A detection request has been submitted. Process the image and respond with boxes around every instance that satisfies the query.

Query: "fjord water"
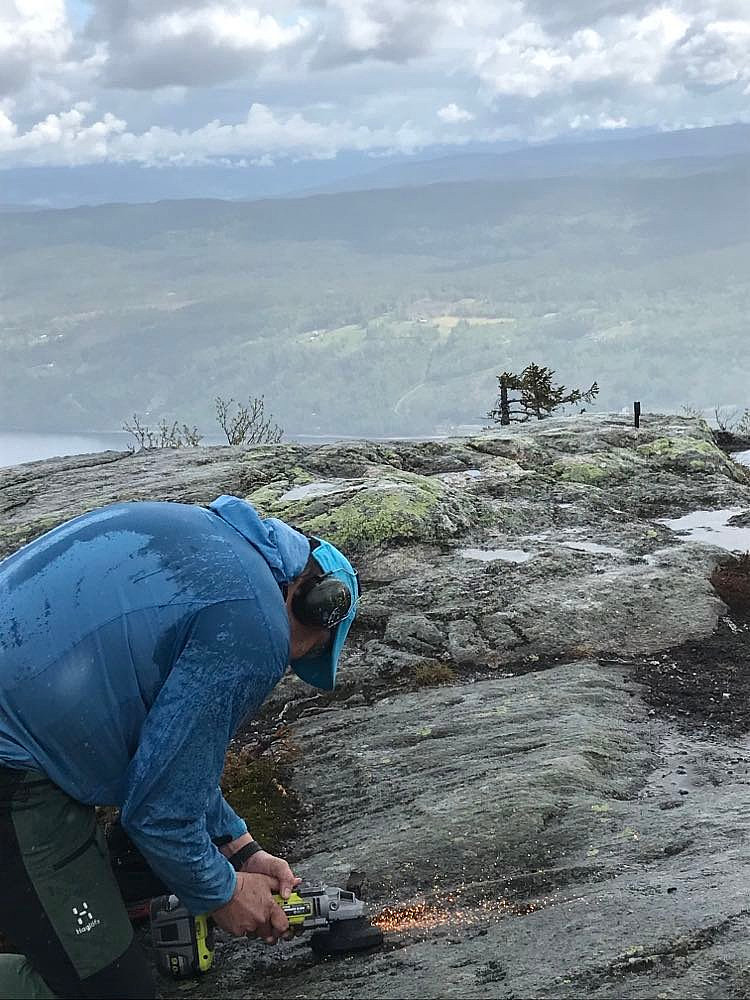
[0,431,133,468]
[0,430,405,469]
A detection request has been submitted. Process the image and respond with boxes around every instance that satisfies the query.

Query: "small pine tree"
[487,371,523,426]
[488,364,599,425]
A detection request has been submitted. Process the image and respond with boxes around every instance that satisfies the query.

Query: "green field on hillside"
[1,164,749,435]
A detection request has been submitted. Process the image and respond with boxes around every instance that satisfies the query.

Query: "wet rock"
[637,436,747,482]
[446,619,491,665]
[5,413,750,998]
[551,448,646,486]
[248,467,486,550]
[290,663,655,894]
[384,614,446,656]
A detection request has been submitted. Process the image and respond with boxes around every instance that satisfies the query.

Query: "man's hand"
[238,850,301,900]
[211,872,289,944]
[218,834,301,900]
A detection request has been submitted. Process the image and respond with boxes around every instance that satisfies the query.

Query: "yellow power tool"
[150,885,382,979]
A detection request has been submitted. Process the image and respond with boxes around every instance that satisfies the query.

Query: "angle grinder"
[150,884,383,979]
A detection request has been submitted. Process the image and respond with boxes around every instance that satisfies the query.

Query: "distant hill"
[0,204,40,213]
[307,123,750,194]
[1,152,749,437]
[0,122,748,209]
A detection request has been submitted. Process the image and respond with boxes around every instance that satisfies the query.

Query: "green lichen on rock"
[248,467,482,548]
[303,480,441,548]
[551,449,644,486]
[636,437,747,481]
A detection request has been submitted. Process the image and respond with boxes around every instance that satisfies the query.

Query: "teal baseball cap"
[289,537,360,691]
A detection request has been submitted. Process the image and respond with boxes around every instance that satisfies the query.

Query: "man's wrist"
[218,831,253,858]
[227,839,264,871]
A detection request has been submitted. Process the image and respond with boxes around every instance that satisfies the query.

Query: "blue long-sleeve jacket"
[0,495,309,913]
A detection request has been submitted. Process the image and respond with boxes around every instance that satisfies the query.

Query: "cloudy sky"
[1,0,749,168]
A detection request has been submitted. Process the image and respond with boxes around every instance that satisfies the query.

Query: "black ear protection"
[289,534,361,630]
[292,573,353,629]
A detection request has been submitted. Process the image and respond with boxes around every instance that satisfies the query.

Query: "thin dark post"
[499,379,511,426]
[634,401,641,429]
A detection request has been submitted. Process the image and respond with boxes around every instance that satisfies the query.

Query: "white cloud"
[310,0,448,67]
[438,102,475,123]
[672,18,750,89]
[0,102,126,164]
[569,110,629,129]
[0,1,748,169]
[0,100,438,166]
[132,6,309,52]
[87,2,312,88]
[0,0,73,95]
[475,8,691,99]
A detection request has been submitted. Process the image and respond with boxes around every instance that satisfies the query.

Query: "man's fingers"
[265,874,282,893]
[279,878,295,899]
[254,916,275,940]
[269,901,290,937]
[278,866,302,899]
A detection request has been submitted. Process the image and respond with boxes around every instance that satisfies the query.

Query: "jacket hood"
[208,495,310,584]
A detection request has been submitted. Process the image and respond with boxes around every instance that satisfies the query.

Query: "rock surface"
[3,413,750,999]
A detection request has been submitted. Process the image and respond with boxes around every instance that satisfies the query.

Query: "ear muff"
[292,573,353,629]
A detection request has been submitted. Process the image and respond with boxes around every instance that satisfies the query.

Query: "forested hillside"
[1,158,749,436]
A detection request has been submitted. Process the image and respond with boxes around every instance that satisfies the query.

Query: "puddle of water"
[280,480,352,501]
[733,450,750,468]
[459,547,533,563]
[561,541,625,557]
[522,532,624,557]
[656,507,750,553]
[642,547,680,566]
[280,479,405,502]
[438,469,484,487]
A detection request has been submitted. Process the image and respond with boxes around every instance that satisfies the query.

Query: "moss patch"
[637,437,746,481]
[248,467,481,548]
[412,661,457,687]
[551,450,643,486]
[221,746,300,854]
[303,482,440,548]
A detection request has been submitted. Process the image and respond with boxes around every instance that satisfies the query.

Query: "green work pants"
[0,767,154,999]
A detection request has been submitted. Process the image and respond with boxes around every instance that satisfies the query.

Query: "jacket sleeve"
[206,786,248,843]
[119,598,288,914]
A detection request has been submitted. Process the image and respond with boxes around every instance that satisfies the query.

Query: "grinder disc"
[309,917,384,956]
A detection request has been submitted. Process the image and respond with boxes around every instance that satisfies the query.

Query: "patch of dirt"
[631,615,750,736]
[714,429,750,453]
[711,553,750,610]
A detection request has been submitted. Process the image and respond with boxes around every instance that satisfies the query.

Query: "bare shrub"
[215,395,283,446]
[680,404,704,419]
[123,414,203,450]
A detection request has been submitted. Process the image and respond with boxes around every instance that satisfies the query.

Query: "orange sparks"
[373,902,453,933]
[372,894,547,935]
